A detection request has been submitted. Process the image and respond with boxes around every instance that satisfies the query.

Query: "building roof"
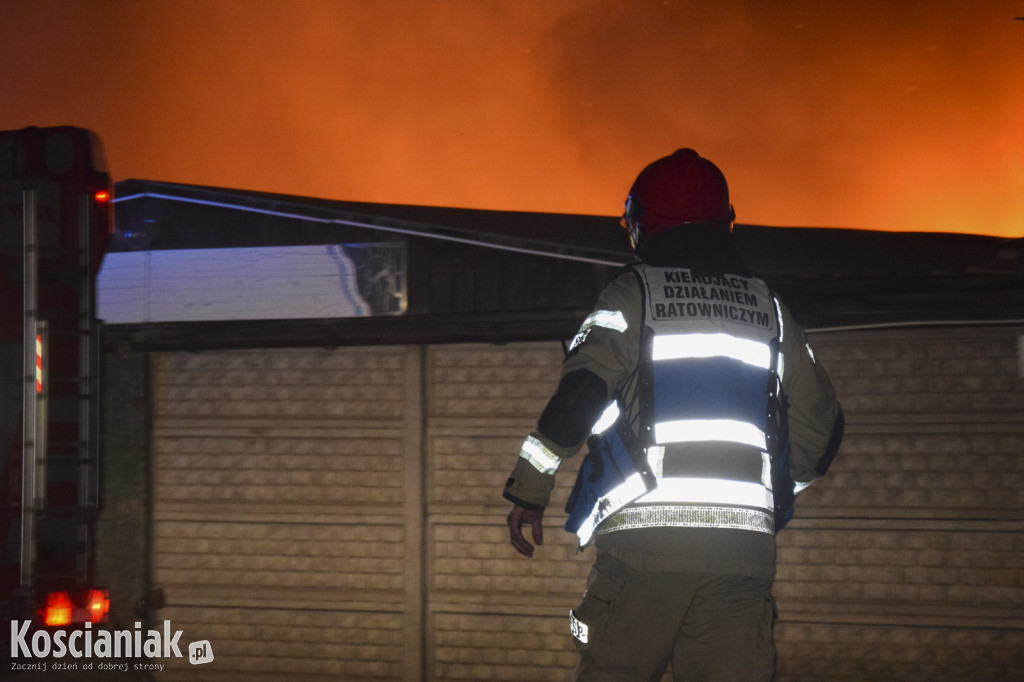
[106,180,1023,349]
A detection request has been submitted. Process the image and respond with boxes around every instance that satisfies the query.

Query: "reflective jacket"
[564,264,794,547]
[502,225,843,570]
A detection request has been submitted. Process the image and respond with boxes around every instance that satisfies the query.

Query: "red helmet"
[621,148,734,250]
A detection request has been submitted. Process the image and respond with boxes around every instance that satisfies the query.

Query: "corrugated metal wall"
[144,326,1024,681]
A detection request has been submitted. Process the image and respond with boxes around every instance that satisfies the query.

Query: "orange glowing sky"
[2,0,1023,237]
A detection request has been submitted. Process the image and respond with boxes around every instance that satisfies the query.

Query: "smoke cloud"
[2,0,1022,236]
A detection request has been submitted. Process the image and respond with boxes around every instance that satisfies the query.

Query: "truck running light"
[94,189,110,203]
[43,592,73,627]
[86,589,110,623]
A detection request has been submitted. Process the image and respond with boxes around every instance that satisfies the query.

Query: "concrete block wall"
[426,343,592,681]
[146,346,422,681]
[427,327,1024,681]
[120,323,1023,680]
[774,325,1024,681]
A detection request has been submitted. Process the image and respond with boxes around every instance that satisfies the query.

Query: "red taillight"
[94,189,110,203]
[86,589,110,623]
[43,592,73,627]
[40,589,110,626]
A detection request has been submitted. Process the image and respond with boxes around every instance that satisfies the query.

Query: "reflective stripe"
[569,309,628,351]
[596,505,774,536]
[646,445,665,479]
[773,297,784,342]
[794,480,813,495]
[582,309,628,333]
[654,419,767,450]
[592,401,620,435]
[652,333,771,369]
[518,435,561,475]
[575,472,649,546]
[634,477,774,511]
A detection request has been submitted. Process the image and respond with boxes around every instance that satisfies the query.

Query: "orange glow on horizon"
[2,1,1022,238]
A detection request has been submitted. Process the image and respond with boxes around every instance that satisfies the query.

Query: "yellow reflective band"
[652,333,771,369]
[518,435,562,475]
[634,477,774,511]
[591,401,620,435]
[654,419,767,450]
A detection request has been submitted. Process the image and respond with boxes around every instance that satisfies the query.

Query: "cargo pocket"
[570,562,625,652]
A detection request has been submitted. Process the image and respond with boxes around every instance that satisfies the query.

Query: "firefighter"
[503,149,844,681]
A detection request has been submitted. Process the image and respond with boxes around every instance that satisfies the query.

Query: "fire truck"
[1,126,111,631]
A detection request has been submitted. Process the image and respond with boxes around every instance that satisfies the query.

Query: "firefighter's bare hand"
[507,504,544,558]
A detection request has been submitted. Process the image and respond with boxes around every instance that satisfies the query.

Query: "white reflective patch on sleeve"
[569,310,628,351]
[518,435,562,475]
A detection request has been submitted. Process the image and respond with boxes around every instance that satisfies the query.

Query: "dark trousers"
[571,551,776,682]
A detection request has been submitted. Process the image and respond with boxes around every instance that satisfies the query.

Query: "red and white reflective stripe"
[518,435,562,475]
[654,418,767,450]
[35,334,43,393]
[652,333,771,368]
